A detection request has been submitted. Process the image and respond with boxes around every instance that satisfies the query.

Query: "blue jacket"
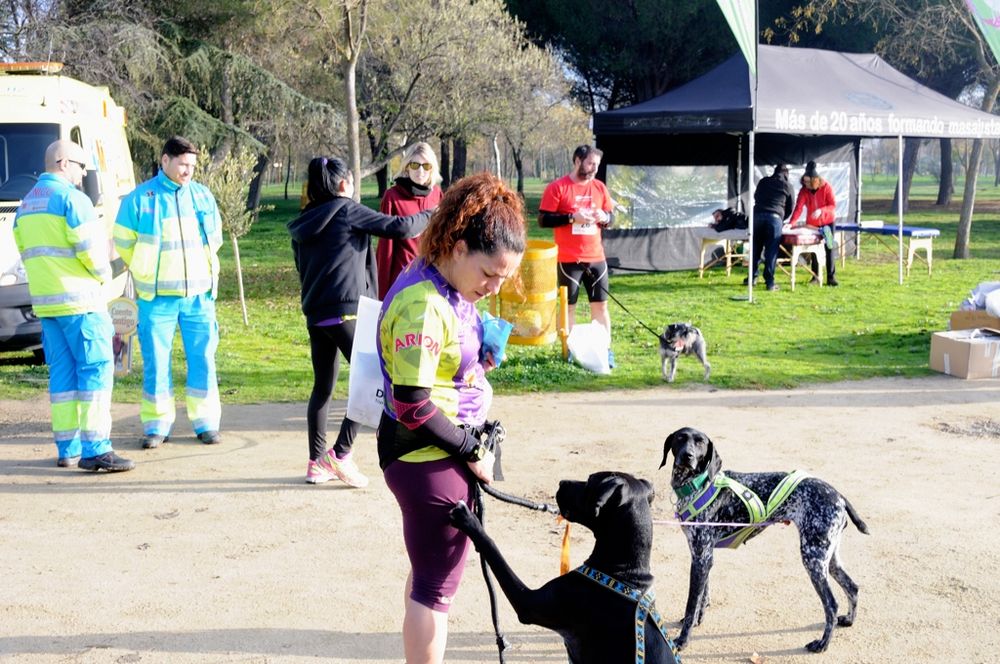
[114,171,222,301]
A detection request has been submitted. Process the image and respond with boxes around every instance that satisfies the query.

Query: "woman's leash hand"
[468,449,495,484]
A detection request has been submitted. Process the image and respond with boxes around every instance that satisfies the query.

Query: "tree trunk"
[956,76,1000,258]
[492,134,502,177]
[890,138,921,215]
[936,137,953,206]
[993,139,1000,187]
[510,145,524,195]
[440,138,451,189]
[344,58,362,202]
[246,152,269,221]
[453,137,467,181]
[231,234,249,326]
[284,143,292,201]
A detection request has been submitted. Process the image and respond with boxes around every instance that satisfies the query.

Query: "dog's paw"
[805,638,829,653]
[673,634,688,651]
[448,501,479,532]
[837,615,854,627]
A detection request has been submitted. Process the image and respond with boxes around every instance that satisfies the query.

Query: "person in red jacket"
[790,161,839,286]
[376,142,443,300]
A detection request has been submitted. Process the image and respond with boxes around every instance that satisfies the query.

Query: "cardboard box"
[950,310,1000,331]
[929,328,1000,379]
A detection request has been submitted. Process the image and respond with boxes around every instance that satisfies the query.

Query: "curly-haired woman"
[376,172,526,663]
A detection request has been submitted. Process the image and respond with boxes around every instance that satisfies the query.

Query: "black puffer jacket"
[287,197,431,326]
[754,172,795,220]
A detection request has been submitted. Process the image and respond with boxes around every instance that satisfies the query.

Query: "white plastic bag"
[346,296,385,428]
[986,289,1000,318]
[566,322,611,375]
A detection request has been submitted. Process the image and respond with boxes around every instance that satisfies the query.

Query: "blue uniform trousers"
[137,293,221,436]
[40,312,115,460]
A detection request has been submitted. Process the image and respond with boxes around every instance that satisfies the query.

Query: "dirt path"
[1,375,999,663]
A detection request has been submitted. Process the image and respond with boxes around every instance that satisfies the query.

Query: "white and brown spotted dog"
[661,426,868,653]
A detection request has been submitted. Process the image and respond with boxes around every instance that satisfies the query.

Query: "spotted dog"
[660,427,868,653]
[450,472,679,664]
[659,323,710,382]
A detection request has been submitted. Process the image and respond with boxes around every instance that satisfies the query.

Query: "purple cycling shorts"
[384,456,474,612]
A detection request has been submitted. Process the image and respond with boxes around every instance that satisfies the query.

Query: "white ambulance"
[0,62,135,360]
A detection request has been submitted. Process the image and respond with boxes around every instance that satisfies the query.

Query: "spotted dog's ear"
[703,434,722,480]
[660,430,681,469]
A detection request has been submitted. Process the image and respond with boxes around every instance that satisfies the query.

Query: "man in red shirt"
[538,145,615,366]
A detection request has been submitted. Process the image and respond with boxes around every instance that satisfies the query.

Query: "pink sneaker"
[318,450,369,488]
[306,459,337,484]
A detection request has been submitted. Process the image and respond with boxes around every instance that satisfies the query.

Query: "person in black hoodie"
[747,164,795,291]
[287,156,432,487]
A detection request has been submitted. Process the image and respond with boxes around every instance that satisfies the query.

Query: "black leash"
[481,482,558,514]
[469,422,559,663]
[472,483,511,662]
[592,274,663,342]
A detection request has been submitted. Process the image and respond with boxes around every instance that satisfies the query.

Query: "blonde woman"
[376,142,443,300]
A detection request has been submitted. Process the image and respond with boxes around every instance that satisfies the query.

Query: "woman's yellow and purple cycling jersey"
[377,258,490,464]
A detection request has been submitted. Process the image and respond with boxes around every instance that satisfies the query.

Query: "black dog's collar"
[674,470,709,498]
[575,564,680,663]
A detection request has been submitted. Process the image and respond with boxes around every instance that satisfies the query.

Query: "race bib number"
[572,222,598,236]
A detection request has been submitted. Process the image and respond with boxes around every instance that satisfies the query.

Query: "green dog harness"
[575,564,681,663]
[675,470,810,548]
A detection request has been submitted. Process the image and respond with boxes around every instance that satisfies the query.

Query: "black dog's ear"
[590,475,626,519]
[641,478,656,505]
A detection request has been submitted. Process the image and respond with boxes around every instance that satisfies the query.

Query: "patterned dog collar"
[575,564,680,663]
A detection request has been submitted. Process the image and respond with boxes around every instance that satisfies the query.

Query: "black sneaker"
[142,434,169,449]
[56,456,81,468]
[742,276,758,286]
[766,284,779,291]
[827,277,839,287]
[79,451,135,472]
[197,430,221,445]
[809,276,821,285]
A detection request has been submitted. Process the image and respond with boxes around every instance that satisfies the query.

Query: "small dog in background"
[659,323,710,382]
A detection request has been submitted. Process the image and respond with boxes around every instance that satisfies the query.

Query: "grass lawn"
[2,175,998,402]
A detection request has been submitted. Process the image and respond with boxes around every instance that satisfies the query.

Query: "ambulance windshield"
[0,123,60,201]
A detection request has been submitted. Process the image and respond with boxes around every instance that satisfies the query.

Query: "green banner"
[967,0,1000,65]
[716,0,757,76]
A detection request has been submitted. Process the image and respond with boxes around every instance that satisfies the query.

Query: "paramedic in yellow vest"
[114,136,223,449]
[13,140,135,472]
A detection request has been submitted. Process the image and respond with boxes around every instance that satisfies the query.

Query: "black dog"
[660,427,868,653]
[450,472,679,664]
[659,323,710,382]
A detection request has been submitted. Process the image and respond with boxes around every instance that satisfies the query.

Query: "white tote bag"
[346,296,386,428]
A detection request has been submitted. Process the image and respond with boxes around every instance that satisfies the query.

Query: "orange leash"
[559,518,572,575]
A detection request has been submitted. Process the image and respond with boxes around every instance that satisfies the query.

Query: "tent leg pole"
[898,134,904,285]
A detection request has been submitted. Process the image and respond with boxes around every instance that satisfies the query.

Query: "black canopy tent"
[592,44,1000,277]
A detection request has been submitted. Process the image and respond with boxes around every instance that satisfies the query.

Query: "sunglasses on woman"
[407,161,432,172]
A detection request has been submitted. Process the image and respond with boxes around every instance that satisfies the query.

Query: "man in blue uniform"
[114,136,223,449]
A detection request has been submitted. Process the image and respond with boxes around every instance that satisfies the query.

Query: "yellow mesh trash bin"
[492,240,560,346]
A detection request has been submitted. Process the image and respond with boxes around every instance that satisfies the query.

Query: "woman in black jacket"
[287,156,432,487]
